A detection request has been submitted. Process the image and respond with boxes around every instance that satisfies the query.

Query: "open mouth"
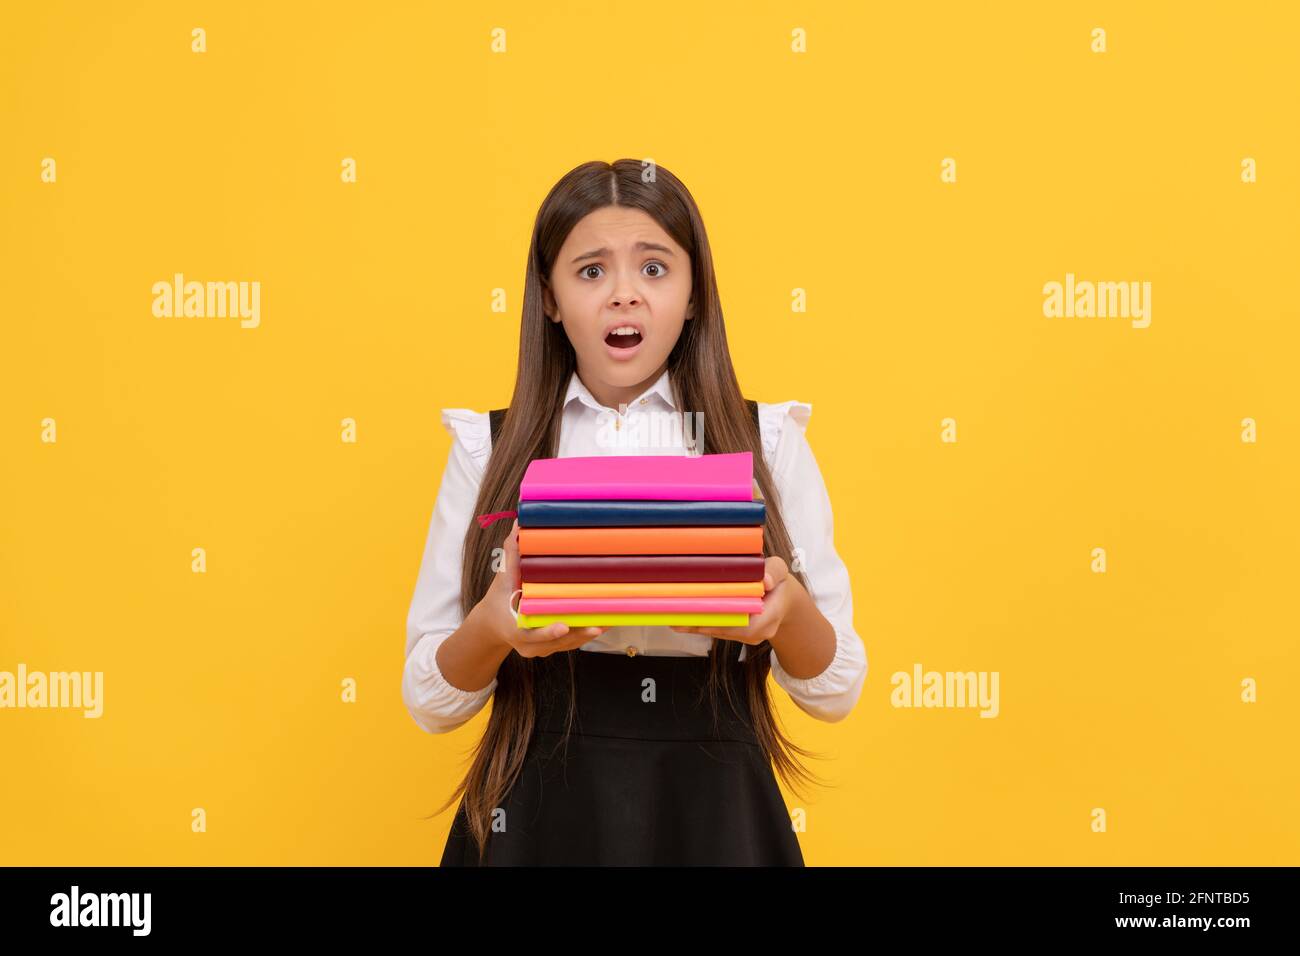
[604,328,643,349]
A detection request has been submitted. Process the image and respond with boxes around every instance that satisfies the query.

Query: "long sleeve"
[762,405,868,722]
[402,409,497,734]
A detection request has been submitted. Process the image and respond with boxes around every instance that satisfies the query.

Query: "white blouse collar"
[563,367,677,414]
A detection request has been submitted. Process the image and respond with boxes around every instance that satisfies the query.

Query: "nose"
[609,270,642,309]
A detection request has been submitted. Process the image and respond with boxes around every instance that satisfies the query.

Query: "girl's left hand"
[672,556,796,645]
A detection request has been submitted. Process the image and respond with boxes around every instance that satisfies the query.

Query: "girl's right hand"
[480,518,608,658]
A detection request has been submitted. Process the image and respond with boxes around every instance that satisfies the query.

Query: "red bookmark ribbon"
[476,509,518,530]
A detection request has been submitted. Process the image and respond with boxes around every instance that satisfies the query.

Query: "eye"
[577,261,669,280]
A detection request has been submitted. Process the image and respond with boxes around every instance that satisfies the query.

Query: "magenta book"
[519,451,754,502]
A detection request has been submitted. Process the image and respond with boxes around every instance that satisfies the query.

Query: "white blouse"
[403,368,868,734]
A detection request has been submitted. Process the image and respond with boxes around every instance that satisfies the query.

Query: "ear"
[541,283,559,322]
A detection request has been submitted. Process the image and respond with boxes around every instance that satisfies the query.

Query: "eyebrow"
[571,241,675,264]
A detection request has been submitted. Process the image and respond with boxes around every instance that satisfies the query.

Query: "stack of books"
[515,451,767,628]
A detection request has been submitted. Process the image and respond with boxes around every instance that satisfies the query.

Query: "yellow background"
[2,1,1296,865]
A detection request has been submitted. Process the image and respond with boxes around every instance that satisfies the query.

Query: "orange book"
[518,525,762,556]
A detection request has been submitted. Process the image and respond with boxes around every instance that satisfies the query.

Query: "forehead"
[561,206,679,252]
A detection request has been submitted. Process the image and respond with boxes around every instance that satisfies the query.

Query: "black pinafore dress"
[438,645,805,866]
[438,399,804,866]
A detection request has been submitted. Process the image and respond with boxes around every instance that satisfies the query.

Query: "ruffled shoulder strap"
[439,408,492,474]
[756,400,812,470]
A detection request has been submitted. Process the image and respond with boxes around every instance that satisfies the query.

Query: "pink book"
[519,451,754,501]
[518,596,764,614]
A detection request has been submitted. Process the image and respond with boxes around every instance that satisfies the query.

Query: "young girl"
[403,159,867,865]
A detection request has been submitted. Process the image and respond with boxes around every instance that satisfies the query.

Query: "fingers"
[558,627,607,651]
[512,627,604,658]
[517,623,608,644]
[502,518,521,590]
[674,625,731,638]
[764,555,789,590]
[674,621,760,640]
[538,621,570,641]
[517,620,568,641]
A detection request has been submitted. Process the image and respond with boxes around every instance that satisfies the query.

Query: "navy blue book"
[517,498,766,528]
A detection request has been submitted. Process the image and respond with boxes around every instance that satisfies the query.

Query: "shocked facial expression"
[543,205,693,386]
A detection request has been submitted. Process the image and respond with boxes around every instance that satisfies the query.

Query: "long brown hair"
[432,158,830,861]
